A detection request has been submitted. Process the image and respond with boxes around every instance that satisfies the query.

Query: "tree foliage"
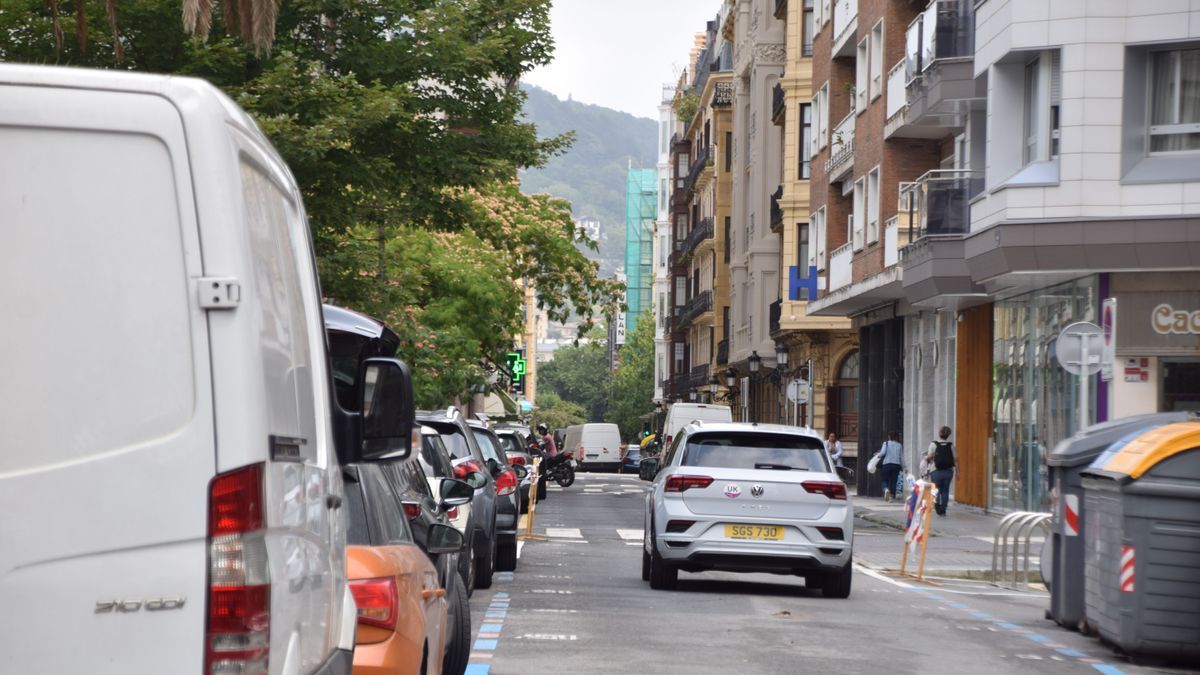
[606,312,655,440]
[0,0,624,406]
[530,392,586,431]
[536,337,611,423]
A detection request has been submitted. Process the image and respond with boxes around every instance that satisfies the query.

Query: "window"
[803,0,815,57]
[676,152,690,186]
[1149,48,1200,153]
[867,167,880,244]
[856,39,868,113]
[799,104,812,179]
[814,207,827,271]
[1023,58,1040,164]
[1023,51,1061,166]
[660,178,667,211]
[682,432,829,471]
[723,216,731,263]
[725,131,733,170]
[870,21,884,101]
[852,177,865,251]
[675,276,686,305]
[797,223,810,270]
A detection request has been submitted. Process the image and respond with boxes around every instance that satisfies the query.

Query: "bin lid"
[1083,421,1200,481]
[1046,412,1191,468]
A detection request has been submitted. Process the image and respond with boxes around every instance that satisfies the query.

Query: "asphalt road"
[467,473,1190,675]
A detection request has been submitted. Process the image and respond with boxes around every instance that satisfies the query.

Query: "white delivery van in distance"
[0,64,416,675]
[663,403,733,446]
[563,423,623,471]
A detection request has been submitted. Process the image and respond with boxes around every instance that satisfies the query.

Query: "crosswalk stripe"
[545,527,583,539]
[616,529,644,541]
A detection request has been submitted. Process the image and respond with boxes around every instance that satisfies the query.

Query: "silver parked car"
[639,422,854,597]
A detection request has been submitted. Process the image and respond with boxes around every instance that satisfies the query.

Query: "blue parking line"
[484,610,507,619]
[465,665,490,675]
[494,592,509,598]
[473,639,498,651]
[971,611,992,619]
[1092,665,1125,675]
[1024,633,1053,644]
[480,623,503,633]
[1056,648,1086,658]
[995,622,1021,630]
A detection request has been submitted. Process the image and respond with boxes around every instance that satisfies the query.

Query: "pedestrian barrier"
[990,511,1050,588]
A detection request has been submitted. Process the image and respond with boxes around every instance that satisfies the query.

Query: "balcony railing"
[670,373,689,398]
[713,81,734,107]
[774,0,788,20]
[824,112,855,182]
[771,83,786,124]
[689,363,712,390]
[833,0,858,53]
[886,60,906,121]
[716,339,729,366]
[681,217,715,256]
[769,185,783,234]
[829,243,852,291]
[898,169,983,241]
[884,215,905,267]
[905,0,974,84]
[683,145,713,195]
[769,299,782,334]
[682,290,714,324]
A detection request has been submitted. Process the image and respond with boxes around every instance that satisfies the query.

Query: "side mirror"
[358,358,415,461]
[836,466,855,484]
[439,478,474,507]
[426,523,466,555]
[464,471,488,491]
[486,457,501,476]
[512,464,529,481]
[639,457,660,482]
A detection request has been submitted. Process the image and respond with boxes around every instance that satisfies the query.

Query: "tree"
[606,311,655,439]
[536,336,611,423]
[1,0,624,404]
[530,392,585,431]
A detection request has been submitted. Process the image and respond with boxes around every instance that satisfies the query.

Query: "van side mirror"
[439,478,474,508]
[358,358,415,461]
[426,523,466,555]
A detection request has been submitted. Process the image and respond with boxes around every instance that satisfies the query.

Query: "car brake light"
[495,468,518,497]
[446,506,459,520]
[206,464,270,675]
[803,481,848,500]
[664,475,714,492]
[401,501,422,521]
[666,520,695,533]
[509,455,526,466]
[817,526,845,540]
[453,463,468,479]
[349,577,398,631]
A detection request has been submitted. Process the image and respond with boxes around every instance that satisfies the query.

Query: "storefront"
[1109,272,1200,417]
[991,276,1099,513]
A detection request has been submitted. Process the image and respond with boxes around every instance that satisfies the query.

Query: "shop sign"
[1114,291,1200,356]
[1124,357,1150,383]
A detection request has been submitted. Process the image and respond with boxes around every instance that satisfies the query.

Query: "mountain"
[519,85,658,275]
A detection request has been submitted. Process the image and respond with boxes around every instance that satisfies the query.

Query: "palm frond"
[250,0,276,54]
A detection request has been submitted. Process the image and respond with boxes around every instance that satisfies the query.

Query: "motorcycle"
[532,439,576,488]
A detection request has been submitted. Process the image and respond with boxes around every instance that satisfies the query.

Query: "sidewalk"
[852,493,1031,577]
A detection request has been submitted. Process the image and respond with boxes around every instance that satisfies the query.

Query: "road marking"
[529,589,574,594]
[624,542,642,546]
[546,527,583,538]
[526,608,579,613]
[517,634,577,640]
[616,529,644,540]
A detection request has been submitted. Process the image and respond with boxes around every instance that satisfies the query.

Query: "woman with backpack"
[925,426,956,516]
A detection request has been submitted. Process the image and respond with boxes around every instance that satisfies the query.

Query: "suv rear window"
[682,433,829,472]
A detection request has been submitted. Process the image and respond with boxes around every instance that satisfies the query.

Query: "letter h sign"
[789,265,819,302]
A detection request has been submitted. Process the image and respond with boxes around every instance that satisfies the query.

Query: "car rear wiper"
[753,463,807,471]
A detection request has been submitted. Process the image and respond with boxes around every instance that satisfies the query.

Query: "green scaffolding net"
[624,167,657,335]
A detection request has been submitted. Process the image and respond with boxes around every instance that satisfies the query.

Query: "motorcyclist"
[537,423,561,468]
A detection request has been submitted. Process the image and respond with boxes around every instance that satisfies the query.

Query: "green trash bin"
[1082,421,1200,661]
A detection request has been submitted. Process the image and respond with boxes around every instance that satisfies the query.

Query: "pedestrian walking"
[826,431,844,468]
[925,426,956,516]
[872,431,904,502]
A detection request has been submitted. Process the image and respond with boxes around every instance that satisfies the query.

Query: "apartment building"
[654,85,678,404]
[769,0,857,445]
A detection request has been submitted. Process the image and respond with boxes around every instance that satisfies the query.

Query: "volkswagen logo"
[750,484,765,498]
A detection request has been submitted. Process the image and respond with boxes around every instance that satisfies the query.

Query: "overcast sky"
[524,0,726,121]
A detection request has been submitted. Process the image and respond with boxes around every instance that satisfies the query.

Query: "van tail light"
[349,577,398,631]
[508,455,526,466]
[495,468,518,497]
[664,475,714,492]
[803,481,848,500]
[401,501,422,521]
[206,463,270,675]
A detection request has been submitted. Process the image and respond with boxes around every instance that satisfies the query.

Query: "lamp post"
[709,371,740,409]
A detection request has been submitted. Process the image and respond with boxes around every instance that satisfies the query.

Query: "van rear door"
[0,83,214,672]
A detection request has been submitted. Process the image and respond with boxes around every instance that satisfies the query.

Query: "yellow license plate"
[724,524,783,540]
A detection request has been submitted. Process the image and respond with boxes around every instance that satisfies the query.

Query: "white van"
[0,65,415,675]
[563,423,623,471]
[663,403,733,446]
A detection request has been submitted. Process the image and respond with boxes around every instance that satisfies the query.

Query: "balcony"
[683,145,713,196]
[832,0,858,58]
[716,339,729,366]
[897,169,983,242]
[713,81,734,107]
[681,290,714,325]
[890,0,980,139]
[884,60,907,135]
[688,363,712,391]
[670,373,689,399]
[680,217,714,258]
[883,215,911,268]
[828,243,852,291]
[774,0,788,21]
[824,112,855,184]
[769,299,782,335]
[769,185,784,234]
[771,83,785,125]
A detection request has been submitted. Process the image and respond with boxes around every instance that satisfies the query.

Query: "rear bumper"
[314,648,354,675]
[658,538,851,573]
[351,633,423,675]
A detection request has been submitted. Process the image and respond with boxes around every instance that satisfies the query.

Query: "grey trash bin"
[1045,412,1190,630]
[1082,421,1200,662]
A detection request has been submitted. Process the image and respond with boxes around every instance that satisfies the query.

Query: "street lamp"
[688,389,698,402]
[711,371,739,406]
[775,340,789,368]
[748,350,762,373]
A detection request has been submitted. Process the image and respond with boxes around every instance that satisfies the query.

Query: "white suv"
[640,422,854,597]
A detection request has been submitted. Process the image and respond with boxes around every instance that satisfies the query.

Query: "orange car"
[345,462,467,675]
